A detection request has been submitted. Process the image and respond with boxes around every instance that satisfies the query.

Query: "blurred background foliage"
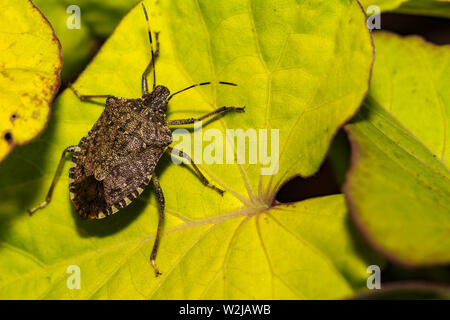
[33,0,140,80]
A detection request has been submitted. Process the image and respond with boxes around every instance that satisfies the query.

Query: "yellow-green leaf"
[0,0,62,162]
[370,32,450,166]
[0,0,376,299]
[344,33,450,266]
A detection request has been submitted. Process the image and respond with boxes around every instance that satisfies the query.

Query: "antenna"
[168,81,237,101]
[141,3,156,94]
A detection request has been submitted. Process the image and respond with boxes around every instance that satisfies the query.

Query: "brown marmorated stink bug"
[28,3,245,277]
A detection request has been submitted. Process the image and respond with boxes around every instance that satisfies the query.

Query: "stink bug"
[28,3,245,276]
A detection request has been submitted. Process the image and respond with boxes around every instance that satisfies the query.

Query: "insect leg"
[69,83,112,101]
[167,146,225,195]
[151,174,164,277]
[167,106,245,126]
[28,145,77,215]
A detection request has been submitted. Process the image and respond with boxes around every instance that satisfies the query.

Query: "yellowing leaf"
[0,0,377,299]
[0,0,62,162]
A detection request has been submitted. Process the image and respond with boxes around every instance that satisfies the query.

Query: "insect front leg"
[167,146,225,196]
[28,145,77,215]
[151,174,164,277]
[69,83,112,101]
[167,106,245,126]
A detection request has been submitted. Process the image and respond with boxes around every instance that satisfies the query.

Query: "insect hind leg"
[151,174,164,277]
[28,145,77,215]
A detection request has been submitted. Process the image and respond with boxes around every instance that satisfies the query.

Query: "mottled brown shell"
[68,96,172,219]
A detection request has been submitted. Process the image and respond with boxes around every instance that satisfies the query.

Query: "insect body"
[28,3,245,276]
[69,90,172,220]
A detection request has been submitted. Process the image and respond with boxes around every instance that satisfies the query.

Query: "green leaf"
[0,0,62,163]
[396,0,450,18]
[360,0,450,16]
[369,32,450,167]
[0,0,375,299]
[345,101,450,266]
[361,0,450,18]
[70,0,140,38]
[344,31,450,267]
[359,0,408,12]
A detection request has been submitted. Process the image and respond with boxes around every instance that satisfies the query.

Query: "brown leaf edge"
[0,0,62,163]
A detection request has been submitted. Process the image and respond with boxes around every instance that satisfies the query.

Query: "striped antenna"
[142,3,156,91]
[167,81,237,101]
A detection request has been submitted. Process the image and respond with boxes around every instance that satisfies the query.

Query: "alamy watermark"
[66,5,81,30]
[66,265,81,289]
[366,265,381,289]
[366,5,381,31]
[171,121,280,175]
